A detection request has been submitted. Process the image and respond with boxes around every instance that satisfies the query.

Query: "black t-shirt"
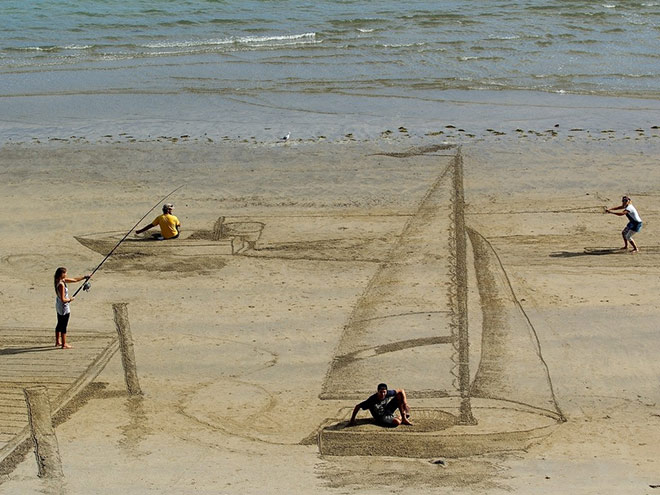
[359,390,395,418]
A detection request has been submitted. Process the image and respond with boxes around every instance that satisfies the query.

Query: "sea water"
[1,0,659,142]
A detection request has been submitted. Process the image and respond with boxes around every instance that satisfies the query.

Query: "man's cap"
[377,383,388,391]
[162,203,174,212]
[622,196,631,202]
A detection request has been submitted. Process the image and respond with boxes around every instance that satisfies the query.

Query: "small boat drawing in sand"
[75,217,265,256]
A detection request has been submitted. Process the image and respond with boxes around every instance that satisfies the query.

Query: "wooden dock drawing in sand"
[0,327,118,468]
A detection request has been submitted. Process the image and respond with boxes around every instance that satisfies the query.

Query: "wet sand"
[1,134,660,494]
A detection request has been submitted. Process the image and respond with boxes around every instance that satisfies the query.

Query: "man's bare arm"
[348,404,361,426]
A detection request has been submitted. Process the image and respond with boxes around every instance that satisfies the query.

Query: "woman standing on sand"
[54,267,90,349]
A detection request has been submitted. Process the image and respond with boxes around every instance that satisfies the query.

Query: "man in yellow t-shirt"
[136,203,181,240]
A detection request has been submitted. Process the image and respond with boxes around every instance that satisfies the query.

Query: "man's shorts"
[375,398,400,426]
[623,221,642,239]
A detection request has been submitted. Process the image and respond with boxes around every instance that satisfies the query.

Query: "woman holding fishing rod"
[54,267,91,349]
[52,187,183,349]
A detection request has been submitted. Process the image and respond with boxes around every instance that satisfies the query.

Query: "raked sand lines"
[0,327,118,465]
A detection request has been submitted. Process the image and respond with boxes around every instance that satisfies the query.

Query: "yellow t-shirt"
[152,213,180,239]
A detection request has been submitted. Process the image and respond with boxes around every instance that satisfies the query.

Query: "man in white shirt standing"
[606,195,642,253]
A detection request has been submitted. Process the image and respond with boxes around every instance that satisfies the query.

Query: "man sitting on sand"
[349,383,413,427]
[136,203,181,240]
[606,195,642,253]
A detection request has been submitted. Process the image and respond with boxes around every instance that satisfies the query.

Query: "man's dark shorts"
[374,398,400,426]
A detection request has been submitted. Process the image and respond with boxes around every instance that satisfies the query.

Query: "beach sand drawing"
[1,138,659,493]
[318,149,564,458]
[65,144,564,460]
[68,146,566,460]
[75,216,265,257]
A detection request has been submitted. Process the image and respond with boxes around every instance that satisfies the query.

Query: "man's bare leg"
[396,390,413,425]
[630,238,639,252]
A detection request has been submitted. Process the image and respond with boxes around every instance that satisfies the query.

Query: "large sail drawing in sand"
[320,158,463,401]
[468,227,564,417]
[319,150,564,457]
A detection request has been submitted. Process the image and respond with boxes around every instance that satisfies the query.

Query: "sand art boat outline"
[75,217,265,256]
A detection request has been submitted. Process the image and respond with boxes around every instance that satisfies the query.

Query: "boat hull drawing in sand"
[318,150,564,458]
[75,217,265,256]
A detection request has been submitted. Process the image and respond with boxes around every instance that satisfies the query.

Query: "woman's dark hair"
[54,267,67,293]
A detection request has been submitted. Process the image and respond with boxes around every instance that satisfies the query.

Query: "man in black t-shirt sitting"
[349,383,413,427]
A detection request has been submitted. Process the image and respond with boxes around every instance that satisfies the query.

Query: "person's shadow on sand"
[550,248,626,258]
[329,418,407,430]
[326,419,377,430]
[0,345,59,355]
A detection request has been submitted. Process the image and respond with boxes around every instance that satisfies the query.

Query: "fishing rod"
[72,184,184,297]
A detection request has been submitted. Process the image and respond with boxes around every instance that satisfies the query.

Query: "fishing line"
[72,185,184,297]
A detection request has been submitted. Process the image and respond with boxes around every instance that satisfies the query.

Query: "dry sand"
[1,134,660,494]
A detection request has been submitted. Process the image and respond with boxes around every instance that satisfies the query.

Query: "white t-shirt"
[625,204,642,223]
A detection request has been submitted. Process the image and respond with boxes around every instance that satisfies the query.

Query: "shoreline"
[2,89,659,146]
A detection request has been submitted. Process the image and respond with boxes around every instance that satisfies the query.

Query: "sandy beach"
[0,131,659,494]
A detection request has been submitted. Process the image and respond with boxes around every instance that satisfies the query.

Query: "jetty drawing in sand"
[0,327,118,467]
[318,150,565,458]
